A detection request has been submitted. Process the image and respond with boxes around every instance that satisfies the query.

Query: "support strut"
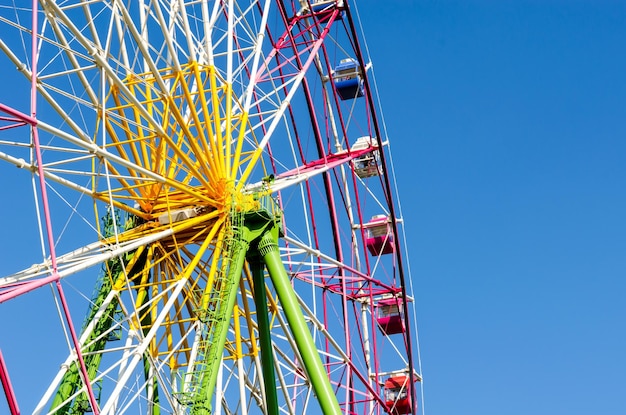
[257,228,341,415]
[249,254,279,414]
[183,202,342,415]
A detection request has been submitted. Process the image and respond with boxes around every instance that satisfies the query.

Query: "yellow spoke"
[191,62,222,182]
[175,65,217,183]
[163,94,212,189]
[230,111,250,180]
[225,83,232,179]
[209,66,226,174]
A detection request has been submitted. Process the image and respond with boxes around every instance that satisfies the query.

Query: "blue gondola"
[334,58,364,100]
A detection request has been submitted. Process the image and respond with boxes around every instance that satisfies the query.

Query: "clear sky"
[1,1,625,415]
[359,1,626,414]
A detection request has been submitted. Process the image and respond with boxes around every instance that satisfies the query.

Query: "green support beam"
[257,228,342,415]
[249,254,279,414]
[73,202,341,415]
[189,209,277,413]
[188,203,341,415]
[191,230,249,415]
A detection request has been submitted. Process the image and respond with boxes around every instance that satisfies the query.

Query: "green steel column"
[191,231,249,415]
[139,289,160,415]
[248,254,279,414]
[257,230,342,415]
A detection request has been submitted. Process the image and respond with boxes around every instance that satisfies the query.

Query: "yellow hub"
[96,61,261,223]
[94,62,267,372]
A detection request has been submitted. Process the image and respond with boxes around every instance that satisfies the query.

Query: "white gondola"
[352,136,382,178]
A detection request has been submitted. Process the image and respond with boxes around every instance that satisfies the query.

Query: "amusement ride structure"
[0,1,423,414]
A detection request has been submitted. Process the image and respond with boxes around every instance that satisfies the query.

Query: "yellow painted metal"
[99,61,266,219]
[225,82,233,179]
[235,145,264,193]
[230,111,250,180]
[191,63,221,182]
[90,57,283,400]
[209,66,226,175]
[233,303,243,360]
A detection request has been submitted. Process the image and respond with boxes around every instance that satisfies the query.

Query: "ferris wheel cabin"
[384,372,421,414]
[352,136,382,178]
[375,296,410,336]
[365,214,396,256]
[334,58,365,100]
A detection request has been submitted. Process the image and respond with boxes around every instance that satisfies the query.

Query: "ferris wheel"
[0,1,422,414]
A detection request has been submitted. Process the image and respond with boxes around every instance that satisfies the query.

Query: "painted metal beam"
[249,255,279,414]
[258,229,342,415]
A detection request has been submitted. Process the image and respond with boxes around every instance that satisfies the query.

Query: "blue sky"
[359,1,626,414]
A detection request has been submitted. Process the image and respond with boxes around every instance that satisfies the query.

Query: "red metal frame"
[0,350,20,415]
[271,2,419,413]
